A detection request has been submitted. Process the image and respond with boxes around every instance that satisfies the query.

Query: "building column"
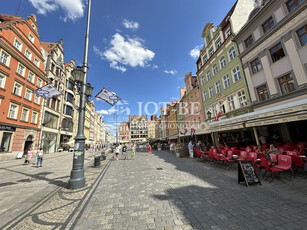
[260,53,278,97]
[253,127,260,146]
[243,64,257,102]
[233,94,240,110]
[224,99,230,113]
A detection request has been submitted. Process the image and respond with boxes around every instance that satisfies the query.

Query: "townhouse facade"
[196,0,255,123]
[0,14,47,160]
[119,121,130,143]
[129,115,148,142]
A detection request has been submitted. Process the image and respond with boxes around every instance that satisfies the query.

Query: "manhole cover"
[156,168,163,170]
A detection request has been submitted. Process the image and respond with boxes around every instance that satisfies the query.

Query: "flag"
[33,84,62,99]
[95,88,121,106]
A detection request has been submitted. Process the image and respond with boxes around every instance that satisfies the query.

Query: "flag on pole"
[95,88,121,106]
[33,84,62,99]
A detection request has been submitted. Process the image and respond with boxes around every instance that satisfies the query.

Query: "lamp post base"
[68,169,85,189]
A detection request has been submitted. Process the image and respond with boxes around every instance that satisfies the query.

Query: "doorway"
[23,135,33,155]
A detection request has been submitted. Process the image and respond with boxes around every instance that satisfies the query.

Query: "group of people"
[25,147,44,167]
[113,142,153,160]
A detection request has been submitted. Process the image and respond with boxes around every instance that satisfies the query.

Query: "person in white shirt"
[115,144,120,160]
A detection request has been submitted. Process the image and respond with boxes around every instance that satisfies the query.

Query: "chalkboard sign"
[238,161,261,187]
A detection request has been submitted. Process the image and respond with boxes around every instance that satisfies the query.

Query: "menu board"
[238,161,261,187]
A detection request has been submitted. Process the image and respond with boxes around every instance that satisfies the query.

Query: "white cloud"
[94,33,155,72]
[164,70,177,75]
[152,64,158,69]
[28,0,84,22]
[190,45,202,59]
[122,19,139,30]
[96,108,118,115]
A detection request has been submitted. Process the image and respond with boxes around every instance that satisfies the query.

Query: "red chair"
[286,151,298,156]
[260,157,284,183]
[269,154,278,163]
[291,155,306,173]
[230,147,237,151]
[220,154,234,169]
[257,152,265,159]
[252,146,258,152]
[275,155,293,174]
[220,149,227,155]
[246,147,252,153]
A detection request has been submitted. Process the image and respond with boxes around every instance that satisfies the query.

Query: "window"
[17,63,25,76]
[227,96,235,111]
[245,35,254,48]
[207,70,212,80]
[297,24,307,46]
[209,47,214,57]
[31,111,38,124]
[25,89,32,101]
[28,72,34,83]
[13,39,22,51]
[0,50,9,66]
[278,74,296,94]
[34,58,40,67]
[25,49,32,60]
[223,74,230,88]
[203,90,208,101]
[0,74,5,88]
[201,75,206,85]
[257,84,270,101]
[65,105,74,117]
[229,47,236,60]
[28,33,34,43]
[286,0,303,12]
[250,58,263,74]
[220,56,226,68]
[8,104,18,119]
[213,64,218,75]
[203,55,208,64]
[209,86,214,97]
[67,80,74,90]
[21,108,29,121]
[34,94,40,104]
[270,43,285,62]
[0,132,12,152]
[238,90,248,107]
[225,29,231,38]
[262,17,275,33]
[37,78,42,87]
[215,38,222,49]
[67,92,74,103]
[215,81,222,93]
[13,82,22,96]
[212,104,217,117]
[233,66,242,82]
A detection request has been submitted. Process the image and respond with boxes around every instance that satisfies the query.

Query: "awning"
[210,122,244,132]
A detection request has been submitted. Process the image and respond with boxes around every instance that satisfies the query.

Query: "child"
[131,142,136,160]
[147,143,152,156]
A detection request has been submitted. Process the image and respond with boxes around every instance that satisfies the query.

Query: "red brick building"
[0,14,47,160]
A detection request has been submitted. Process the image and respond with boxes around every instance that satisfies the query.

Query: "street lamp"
[207,110,212,119]
[68,0,92,189]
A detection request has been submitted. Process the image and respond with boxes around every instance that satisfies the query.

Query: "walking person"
[115,144,120,160]
[131,142,136,160]
[188,140,194,158]
[36,148,44,167]
[26,147,34,165]
[122,144,127,160]
[147,143,152,156]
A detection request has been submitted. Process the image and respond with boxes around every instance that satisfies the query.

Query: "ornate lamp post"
[207,110,212,120]
[68,0,93,189]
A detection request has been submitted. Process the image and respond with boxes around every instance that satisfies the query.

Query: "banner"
[95,88,121,106]
[33,84,62,99]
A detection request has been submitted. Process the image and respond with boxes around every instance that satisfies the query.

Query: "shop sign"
[0,125,16,132]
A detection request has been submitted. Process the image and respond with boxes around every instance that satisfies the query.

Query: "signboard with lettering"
[238,161,261,187]
[0,126,16,132]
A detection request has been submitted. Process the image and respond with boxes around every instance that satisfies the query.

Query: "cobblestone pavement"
[0,150,110,230]
[74,150,307,230]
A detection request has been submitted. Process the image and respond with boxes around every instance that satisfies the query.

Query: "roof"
[220,1,238,29]
[0,14,23,29]
[40,41,57,53]
[129,115,148,121]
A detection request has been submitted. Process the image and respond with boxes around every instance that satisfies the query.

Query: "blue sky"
[2,0,237,134]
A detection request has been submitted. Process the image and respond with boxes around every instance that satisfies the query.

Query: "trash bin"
[94,156,101,167]
[176,148,181,158]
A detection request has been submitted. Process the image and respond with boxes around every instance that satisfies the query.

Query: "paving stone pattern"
[75,150,307,230]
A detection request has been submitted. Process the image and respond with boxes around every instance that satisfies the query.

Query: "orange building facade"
[0,14,47,160]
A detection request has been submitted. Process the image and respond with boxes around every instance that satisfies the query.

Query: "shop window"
[0,132,12,152]
[0,50,10,66]
[270,43,285,62]
[278,74,296,94]
[238,90,248,107]
[250,58,263,74]
[220,56,226,68]
[229,47,236,61]
[245,35,254,48]
[297,24,307,46]
[286,0,303,12]
[257,84,270,101]
[262,17,275,33]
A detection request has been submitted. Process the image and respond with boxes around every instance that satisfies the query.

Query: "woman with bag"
[26,147,34,165]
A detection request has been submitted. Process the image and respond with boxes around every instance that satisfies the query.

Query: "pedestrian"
[188,140,193,158]
[26,147,34,164]
[170,142,175,155]
[131,142,136,160]
[147,143,152,156]
[36,148,44,167]
[122,144,127,160]
[115,144,120,160]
